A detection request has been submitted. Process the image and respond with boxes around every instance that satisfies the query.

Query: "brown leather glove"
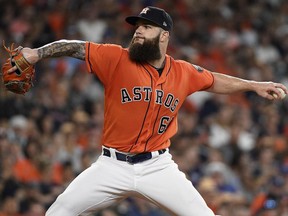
[2,42,35,94]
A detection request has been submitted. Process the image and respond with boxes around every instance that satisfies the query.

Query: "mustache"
[132,36,145,42]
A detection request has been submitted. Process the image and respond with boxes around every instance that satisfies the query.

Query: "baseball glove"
[2,42,35,94]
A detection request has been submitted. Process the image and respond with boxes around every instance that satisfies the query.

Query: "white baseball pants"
[45,149,215,216]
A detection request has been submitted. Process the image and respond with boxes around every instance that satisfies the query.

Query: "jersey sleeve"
[185,62,215,94]
[85,42,123,85]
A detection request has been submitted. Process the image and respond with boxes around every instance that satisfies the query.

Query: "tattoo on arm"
[37,40,86,60]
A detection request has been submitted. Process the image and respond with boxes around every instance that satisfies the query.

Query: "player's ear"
[160,30,169,42]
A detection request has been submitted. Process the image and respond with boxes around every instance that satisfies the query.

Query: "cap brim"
[125,16,160,27]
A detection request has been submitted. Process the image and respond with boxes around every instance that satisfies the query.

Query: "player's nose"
[135,25,146,34]
[134,30,143,39]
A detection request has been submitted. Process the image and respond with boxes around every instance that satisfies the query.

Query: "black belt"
[103,148,166,164]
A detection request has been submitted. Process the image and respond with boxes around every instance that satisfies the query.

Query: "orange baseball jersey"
[85,42,214,153]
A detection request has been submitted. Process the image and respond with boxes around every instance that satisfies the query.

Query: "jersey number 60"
[158,116,172,134]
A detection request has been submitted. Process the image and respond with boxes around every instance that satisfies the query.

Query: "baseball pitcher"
[4,6,287,216]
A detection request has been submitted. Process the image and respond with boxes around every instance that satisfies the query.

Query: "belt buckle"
[125,152,153,164]
[126,155,133,164]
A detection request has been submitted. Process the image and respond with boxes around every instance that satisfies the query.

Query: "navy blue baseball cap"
[125,6,173,32]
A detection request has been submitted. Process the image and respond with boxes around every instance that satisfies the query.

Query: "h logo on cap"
[125,6,173,32]
[140,7,149,14]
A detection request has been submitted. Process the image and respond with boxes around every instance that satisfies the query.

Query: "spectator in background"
[76,2,108,43]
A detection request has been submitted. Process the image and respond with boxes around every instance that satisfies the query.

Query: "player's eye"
[143,25,152,29]
[135,24,152,30]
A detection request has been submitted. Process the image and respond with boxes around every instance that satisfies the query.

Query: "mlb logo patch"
[192,64,203,72]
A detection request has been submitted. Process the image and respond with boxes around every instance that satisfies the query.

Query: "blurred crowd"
[1,0,288,215]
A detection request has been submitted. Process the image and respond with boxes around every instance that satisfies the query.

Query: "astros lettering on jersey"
[85,42,214,153]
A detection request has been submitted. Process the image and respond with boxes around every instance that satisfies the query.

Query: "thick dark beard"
[128,34,161,63]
